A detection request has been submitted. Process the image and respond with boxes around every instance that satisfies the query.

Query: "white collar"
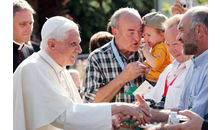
[13,41,25,50]
[38,50,66,74]
[172,59,192,70]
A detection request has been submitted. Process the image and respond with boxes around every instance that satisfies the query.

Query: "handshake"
[111,94,152,129]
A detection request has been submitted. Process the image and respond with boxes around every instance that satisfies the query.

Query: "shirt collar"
[191,50,208,68]
[38,50,65,73]
[184,59,193,69]
[13,40,24,50]
[172,59,192,70]
[111,38,139,60]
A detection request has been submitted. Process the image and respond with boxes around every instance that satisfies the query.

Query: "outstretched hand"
[127,94,152,126]
[111,94,152,127]
[135,94,152,124]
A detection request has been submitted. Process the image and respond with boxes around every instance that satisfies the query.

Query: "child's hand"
[142,43,151,52]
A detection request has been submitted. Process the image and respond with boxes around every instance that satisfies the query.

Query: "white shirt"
[144,59,192,109]
[13,50,112,130]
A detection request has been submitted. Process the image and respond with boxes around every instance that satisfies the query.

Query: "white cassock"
[144,59,192,109]
[13,50,112,130]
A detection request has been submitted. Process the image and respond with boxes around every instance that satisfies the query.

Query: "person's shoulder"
[21,53,40,68]
[155,42,168,49]
[152,42,170,55]
[87,42,112,60]
[94,42,112,53]
[24,42,32,48]
[30,41,40,52]
[23,43,34,52]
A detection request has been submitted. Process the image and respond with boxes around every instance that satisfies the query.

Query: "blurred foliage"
[198,0,208,5]
[161,2,172,17]
[67,0,154,54]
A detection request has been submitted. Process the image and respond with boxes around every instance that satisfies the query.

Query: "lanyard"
[162,65,186,97]
[111,40,125,69]
[111,40,135,87]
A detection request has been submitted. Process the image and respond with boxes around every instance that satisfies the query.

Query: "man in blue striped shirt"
[177,6,208,119]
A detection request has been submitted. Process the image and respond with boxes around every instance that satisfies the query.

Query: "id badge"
[124,85,138,95]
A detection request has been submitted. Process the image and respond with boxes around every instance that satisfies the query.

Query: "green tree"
[198,0,208,5]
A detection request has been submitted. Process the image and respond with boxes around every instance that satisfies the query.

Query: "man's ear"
[195,23,206,38]
[47,39,56,51]
[111,27,118,36]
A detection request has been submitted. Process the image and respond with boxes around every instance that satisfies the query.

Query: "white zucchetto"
[41,16,72,40]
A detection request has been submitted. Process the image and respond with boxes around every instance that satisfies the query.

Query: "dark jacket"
[13,42,34,73]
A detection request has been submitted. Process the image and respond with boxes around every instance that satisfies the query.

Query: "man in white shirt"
[13,16,151,130]
[144,14,192,109]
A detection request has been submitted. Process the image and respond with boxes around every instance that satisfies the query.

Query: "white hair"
[163,14,183,30]
[110,7,141,29]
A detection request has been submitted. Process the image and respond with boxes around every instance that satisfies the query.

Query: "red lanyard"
[162,65,186,97]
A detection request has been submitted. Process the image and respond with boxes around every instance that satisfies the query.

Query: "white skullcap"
[41,16,72,40]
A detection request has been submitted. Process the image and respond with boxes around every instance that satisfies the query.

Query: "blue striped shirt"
[178,50,208,119]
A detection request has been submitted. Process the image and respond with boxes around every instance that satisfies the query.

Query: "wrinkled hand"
[112,114,131,129]
[121,94,151,126]
[111,95,151,127]
[134,94,152,126]
[112,114,121,129]
[121,62,146,83]
[171,0,187,15]
[164,110,204,130]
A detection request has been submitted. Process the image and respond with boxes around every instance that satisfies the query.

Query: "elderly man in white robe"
[13,16,151,130]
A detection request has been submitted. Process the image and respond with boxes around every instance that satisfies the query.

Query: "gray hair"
[163,14,183,30]
[188,6,208,33]
[110,7,141,29]
[13,0,35,17]
[40,17,79,50]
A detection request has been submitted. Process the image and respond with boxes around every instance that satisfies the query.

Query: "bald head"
[110,7,142,29]
[184,6,208,33]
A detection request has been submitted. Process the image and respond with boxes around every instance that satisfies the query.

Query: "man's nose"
[176,33,182,42]
[26,24,32,34]
[134,31,142,42]
[76,45,82,54]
